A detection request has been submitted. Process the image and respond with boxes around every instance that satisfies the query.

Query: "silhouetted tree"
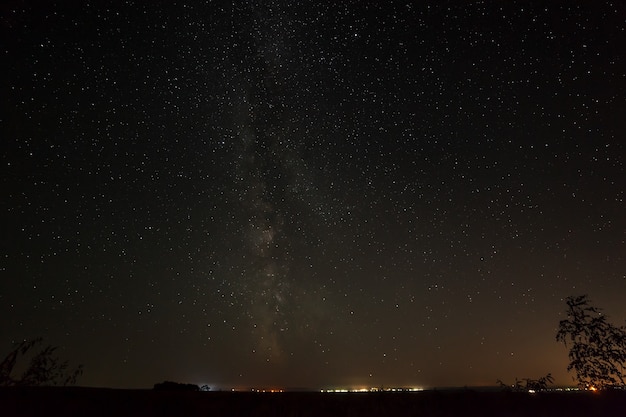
[496,379,511,392]
[523,373,554,391]
[496,373,553,392]
[0,338,83,387]
[556,295,626,389]
[153,381,200,391]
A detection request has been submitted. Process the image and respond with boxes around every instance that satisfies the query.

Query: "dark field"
[1,387,625,417]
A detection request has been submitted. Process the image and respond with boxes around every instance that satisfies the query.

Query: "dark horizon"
[2,1,624,390]
[4,385,624,417]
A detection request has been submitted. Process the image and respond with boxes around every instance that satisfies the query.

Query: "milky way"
[2,1,624,389]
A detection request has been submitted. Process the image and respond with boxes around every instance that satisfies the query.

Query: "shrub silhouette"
[153,381,200,391]
[0,337,83,386]
[497,373,554,392]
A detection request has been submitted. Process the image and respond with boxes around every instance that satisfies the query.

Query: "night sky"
[2,0,625,390]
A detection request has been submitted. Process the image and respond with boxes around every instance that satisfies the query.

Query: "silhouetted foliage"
[495,379,511,392]
[0,338,83,387]
[556,295,626,389]
[153,380,200,391]
[524,374,554,391]
[497,373,554,392]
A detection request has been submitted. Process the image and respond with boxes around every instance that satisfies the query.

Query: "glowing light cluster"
[320,387,424,393]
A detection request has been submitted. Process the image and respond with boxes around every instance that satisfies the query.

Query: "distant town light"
[320,387,424,393]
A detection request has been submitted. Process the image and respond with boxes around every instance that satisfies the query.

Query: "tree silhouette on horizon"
[557,295,626,389]
[497,373,554,392]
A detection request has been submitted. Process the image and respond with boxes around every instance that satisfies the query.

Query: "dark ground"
[1,387,625,417]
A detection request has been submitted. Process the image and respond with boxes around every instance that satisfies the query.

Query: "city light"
[320,387,424,393]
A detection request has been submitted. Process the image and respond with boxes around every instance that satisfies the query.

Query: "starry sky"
[1,0,625,390]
